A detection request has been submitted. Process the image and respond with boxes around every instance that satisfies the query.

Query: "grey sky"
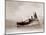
[6,0,43,22]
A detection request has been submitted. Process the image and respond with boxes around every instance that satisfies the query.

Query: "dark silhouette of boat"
[17,12,39,26]
[17,18,33,25]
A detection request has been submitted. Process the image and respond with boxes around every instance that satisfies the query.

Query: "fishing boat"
[17,12,39,27]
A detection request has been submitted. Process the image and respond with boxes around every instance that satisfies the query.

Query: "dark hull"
[17,20,33,25]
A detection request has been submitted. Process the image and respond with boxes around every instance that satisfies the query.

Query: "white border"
[0,0,5,35]
[0,0,46,35]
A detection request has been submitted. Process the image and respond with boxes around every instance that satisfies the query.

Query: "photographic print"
[5,0,44,34]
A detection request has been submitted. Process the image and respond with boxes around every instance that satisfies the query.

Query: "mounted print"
[5,0,44,34]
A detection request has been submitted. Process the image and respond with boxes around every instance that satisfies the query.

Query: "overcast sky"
[6,0,43,22]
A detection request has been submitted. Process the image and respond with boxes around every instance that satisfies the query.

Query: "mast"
[34,12,37,19]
